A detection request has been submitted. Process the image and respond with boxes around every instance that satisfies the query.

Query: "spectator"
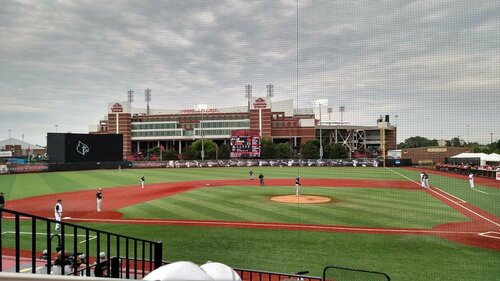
[94,252,109,277]
[96,188,103,212]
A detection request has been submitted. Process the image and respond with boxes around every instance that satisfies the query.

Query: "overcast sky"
[1,0,499,146]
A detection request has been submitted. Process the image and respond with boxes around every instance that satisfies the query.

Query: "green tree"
[450,137,462,147]
[161,149,178,160]
[301,140,320,159]
[185,139,218,160]
[331,143,349,159]
[260,137,277,159]
[182,146,197,160]
[218,143,230,159]
[276,142,294,159]
[399,136,438,148]
[323,143,334,159]
[147,146,160,156]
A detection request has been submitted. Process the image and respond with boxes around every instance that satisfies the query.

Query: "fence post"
[110,256,120,278]
[154,241,163,269]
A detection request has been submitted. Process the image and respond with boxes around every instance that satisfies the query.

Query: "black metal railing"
[323,265,390,281]
[233,267,321,281]
[0,208,162,277]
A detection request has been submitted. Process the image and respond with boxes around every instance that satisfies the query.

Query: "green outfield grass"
[1,167,499,280]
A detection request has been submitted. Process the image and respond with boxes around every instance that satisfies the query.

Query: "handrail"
[0,209,162,277]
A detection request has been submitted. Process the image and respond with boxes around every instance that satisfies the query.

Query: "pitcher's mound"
[270,195,331,204]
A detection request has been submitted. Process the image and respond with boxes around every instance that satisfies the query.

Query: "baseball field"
[1,166,499,280]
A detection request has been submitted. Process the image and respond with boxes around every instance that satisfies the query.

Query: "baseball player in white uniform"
[420,172,425,188]
[469,173,474,189]
[423,173,430,188]
[54,199,63,231]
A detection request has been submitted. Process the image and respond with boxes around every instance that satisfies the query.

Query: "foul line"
[478,231,500,240]
[386,168,500,228]
[472,189,488,194]
[67,217,476,235]
[1,231,97,244]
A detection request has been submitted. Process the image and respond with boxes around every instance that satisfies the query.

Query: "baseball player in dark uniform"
[295,176,301,196]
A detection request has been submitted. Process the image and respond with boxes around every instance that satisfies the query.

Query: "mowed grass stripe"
[179,186,328,223]
[189,187,304,223]
[165,195,246,221]
[174,191,273,222]
[119,200,181,219]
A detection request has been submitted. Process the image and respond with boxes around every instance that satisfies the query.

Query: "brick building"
[91,97,396,159]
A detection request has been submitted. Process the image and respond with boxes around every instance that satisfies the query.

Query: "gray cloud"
[0,0,498,146]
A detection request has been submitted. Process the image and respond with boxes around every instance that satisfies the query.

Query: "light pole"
[145,88,152,115]
[327,107,333,121]
[395,115,399,149]
[195,104,209,160]
[55,124,58,133]
[312,99,328,160]
[339,106,345,124]
[491,133,494,144]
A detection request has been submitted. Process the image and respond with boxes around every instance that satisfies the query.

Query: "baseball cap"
[99,252,106,258]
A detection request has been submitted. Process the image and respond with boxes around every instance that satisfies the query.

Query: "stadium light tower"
[339,106,345,124]
[266,84,274,97]
[245,84,252,111]
[195,104,209,161]
[327,107,333,121]
[312,99,328,160]
[127,89,134,103]
[145,88,152,115]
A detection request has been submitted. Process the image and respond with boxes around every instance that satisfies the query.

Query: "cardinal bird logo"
[76,141,90,156]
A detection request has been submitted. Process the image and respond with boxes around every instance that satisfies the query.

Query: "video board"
[47,133,123,163]
[230,129,260,158]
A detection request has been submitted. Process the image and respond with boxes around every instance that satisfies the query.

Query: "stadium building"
[90,97,396,158]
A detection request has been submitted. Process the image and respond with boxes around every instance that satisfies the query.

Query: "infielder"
[54,199,63,231]
[469,172,474,189]
[96,188,103,212]
[423,173,430,188]
[141,176,145,189]
[420,171,425,188]
[295,176,301,196]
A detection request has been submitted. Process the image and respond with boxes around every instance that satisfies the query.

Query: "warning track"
[7,177,500,251]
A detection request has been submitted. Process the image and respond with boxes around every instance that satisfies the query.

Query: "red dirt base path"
[6,177,500,251]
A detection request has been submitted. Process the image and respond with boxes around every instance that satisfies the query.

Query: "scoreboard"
[230,129,260,158]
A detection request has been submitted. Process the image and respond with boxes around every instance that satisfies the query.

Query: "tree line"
[149,137,349,161]
[148,135,500,161]
[398,136,500,153]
